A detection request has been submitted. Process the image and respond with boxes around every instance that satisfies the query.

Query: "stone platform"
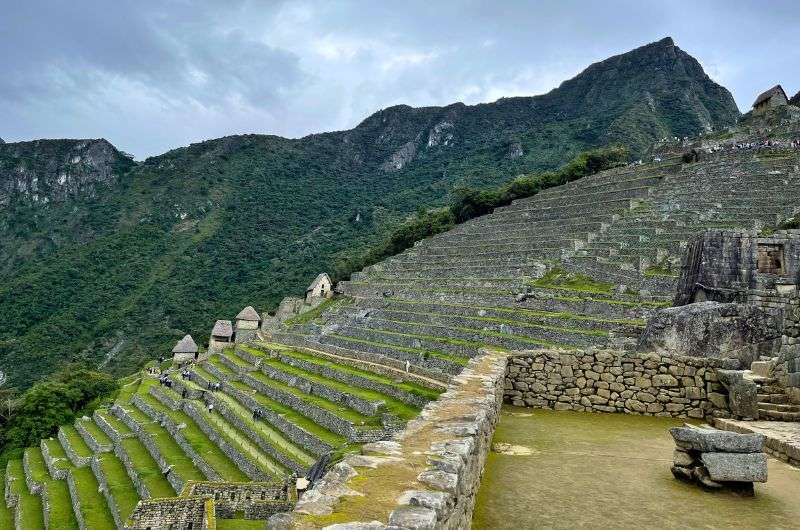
[714,418,800,467]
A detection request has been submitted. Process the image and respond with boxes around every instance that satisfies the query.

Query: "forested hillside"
[0,37,739,389]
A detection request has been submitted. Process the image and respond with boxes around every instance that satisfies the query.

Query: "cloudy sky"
[2,0,799,158]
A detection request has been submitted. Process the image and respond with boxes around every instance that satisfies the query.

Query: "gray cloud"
[1,0,798,158]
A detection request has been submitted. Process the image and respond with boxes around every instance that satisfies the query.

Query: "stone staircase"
[3,344,442,529]
[749,357,800,421]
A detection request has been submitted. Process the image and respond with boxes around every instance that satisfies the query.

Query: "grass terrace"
[42,438,71,473]
[77,418,114,447]
[239,346,421,420]
[119,437,175,497]
[70,465,116,529]
[328,333,470,366]
[61,425,93,460]
[6,459,45,529]
[94,409,133,438]
[24,447,79,529]
[258,343,442,402]
[97,453,140,521]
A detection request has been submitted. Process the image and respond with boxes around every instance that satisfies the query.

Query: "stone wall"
[125,496,211,529]
[505,349,731,419]
[186,481,296,519]
[76,419,113,453]
[58,427,91,467]
[219,381,331,457]
[40,439,68,480]
[114,440,151,499]
[206,393,307,475]
[92,455,125,529]
[94,409,132,443]
[267,350,507,530]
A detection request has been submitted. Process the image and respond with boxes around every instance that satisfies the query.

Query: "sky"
[1,0,799,159]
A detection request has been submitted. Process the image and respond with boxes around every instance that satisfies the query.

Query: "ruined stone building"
[752,85,789,114]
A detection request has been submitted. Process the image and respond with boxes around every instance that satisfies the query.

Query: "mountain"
[0,37,739,389]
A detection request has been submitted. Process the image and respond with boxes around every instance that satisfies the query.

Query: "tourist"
[405,360,410,373]
[208,403,214,413]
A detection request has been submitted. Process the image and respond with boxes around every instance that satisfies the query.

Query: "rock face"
[716,370,760,419]
[637,301,783,366]
[0,138,130,206]
[669,426,768,491]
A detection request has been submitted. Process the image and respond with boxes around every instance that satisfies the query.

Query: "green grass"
[228,380,346,448]
[284,296,353,326]
[240,346,420,420]
[98,453,141,521]
[6,459,46,529]
[193,405,288,477]
[118,403,204,483]
[119,438,175,497]
[94,409,133,438]
[244,365,380,427]
[211,390,316,467]
[260,343,442,401]
[0,472,13,529]
[23,447,80,529]
[117,378,142,404]
[61,425,93,459]
[70,466,116,529]
[217,519,269,529]
[42,438,71,473]
[381,299,646,326]
[329,333,470,366]
[136,392,249,482]
[643,265,679,278]
[77,418,113,447]
[531,268,614,294]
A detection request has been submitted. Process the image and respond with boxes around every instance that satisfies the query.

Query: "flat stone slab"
[714,419,800,465]
[670,426,765,453]
[701,452,768,482]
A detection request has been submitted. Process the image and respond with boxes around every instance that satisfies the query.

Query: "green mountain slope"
[0,37,739,389]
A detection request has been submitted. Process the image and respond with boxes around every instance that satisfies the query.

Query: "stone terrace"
[283,128,799,385]
[3,342,444,529]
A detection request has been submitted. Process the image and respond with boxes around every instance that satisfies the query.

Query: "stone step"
[757,409,800,421]
[750,361,773,378]
[757,393,789,404]
[757,402,800,412]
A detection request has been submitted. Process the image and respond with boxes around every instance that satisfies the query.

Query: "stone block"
[700,452,768,482]
[670,427,766,453]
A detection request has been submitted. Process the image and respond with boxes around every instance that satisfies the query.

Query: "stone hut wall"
[504,349,730,419]
[125,496,210,529]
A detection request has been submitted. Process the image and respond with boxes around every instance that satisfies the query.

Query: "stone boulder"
[637,301,782,366]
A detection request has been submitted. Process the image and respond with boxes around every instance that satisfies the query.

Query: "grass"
[42,438,71,473]
[329,333,470,366]
[380,310,609,337]
[259,343,442,401]
[119,438,175,497]
[381,299,646,326]
[244,365,380,427]
[531,268,614,295]
[70,466,116,529]
[217,519,269,529]
[240,346,421,420]
[97,453,141,521]
[228,380,347,448]
[284,296,353,326]
[94,409,134,438]
[118,402,204,483]
[135,390,249,482]
[0,472,12,529]
[77,418,113,447]
[61,425,93,459]
[211,390,316,467]
[643,265,680,277]
[117,378,142,404]
[193,404,288,477]
[6,459,46,529]
[24,448,80,530]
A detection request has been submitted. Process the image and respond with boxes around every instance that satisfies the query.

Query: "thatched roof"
[211,320,233,338]
[753,85,788,107]
[172,334,198,353]
[236,306,260,322]
[306,272,332,293]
